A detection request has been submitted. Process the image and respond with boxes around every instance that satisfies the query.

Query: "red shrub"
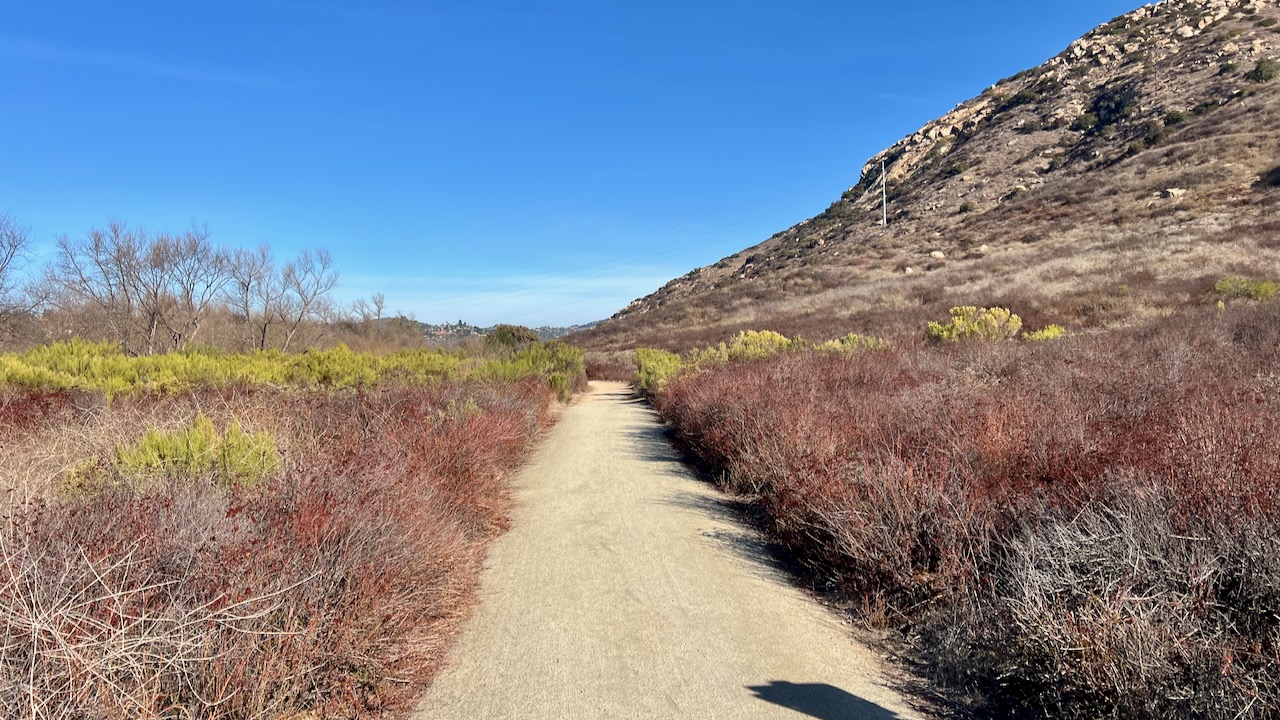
[656,304,1280,717]
[0,380,555,718]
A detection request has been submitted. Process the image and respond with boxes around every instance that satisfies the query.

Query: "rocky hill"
[573,0,1280,350]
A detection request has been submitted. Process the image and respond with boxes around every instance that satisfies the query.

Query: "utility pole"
[880,159,888,227]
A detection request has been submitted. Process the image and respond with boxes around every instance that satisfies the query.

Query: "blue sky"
[1,1,1139,326]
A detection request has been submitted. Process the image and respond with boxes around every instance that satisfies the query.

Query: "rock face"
[573,0,1280,350]
[852,0,1273,218]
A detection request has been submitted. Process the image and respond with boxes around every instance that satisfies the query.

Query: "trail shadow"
[619,400,822,589]
[590,383,647,405]
[747,681,900,720]
[622,420,689,468]
[608,387,937,717]
[657,490,796,582]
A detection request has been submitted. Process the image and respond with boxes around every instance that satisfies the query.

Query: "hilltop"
[573,0,1280,350]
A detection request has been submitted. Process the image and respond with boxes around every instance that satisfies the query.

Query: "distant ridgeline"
[418,320,600,344]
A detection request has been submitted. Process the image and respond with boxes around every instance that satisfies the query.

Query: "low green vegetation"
[816,333,889,353]
[1023,324,1068,342]
[1141,119,1167,148]
[636,312,1067,391]
[486,323,542,349]
[636,329,886,395]
[1192,100,1220,116]
[1215,275,1279,301]
[65,415,280,495]
[685,330,803,366]
[0,337,585,400]
[1245,57,1280,83]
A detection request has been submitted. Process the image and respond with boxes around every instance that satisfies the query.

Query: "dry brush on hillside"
[574,0,1280,352]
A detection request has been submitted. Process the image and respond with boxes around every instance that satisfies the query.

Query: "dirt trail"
[414,382,924,719]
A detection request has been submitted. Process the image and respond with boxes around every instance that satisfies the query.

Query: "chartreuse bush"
[638,330,886,393]
[926,306,1023,342]
[723,330,803,361]
[1023,324,1067,342]
[816,333,889,353]
[65,415,280,495]
[686,330,808,367]
[635,348,684,395]
[0,338,585,400]
[1215,276,1279,302]
[469,341,584,401]
[640,331,801,394]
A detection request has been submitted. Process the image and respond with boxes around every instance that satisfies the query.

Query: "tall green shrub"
[635,349,683,395]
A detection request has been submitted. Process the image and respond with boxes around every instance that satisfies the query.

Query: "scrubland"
[641,299,1280,718]
[0,340,584,718]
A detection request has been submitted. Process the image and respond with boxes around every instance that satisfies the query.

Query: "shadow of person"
[746,681,899,720]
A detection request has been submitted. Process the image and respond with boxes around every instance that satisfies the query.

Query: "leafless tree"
[225,243,284,351]
[351,292,386,324]
[279,249,338,351]
[0,214,48,347]
[224,245,339,351]
[148,226,231,350]
[0,214,33,319]
[46,222,233,354]
[46,222,142,350]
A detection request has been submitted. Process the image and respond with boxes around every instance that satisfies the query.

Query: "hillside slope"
[574,0,1280,350]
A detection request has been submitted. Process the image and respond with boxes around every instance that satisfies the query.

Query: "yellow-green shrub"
[636,348,684,395]
[685,343,730,367]
[926,307,1023,343]
[1023,324,1068,342]
[685,330,805,369]
[816,333,889,353]
[725,330,803,361]
[0,338,582,397]
[65,415,280,495]
[1215,276,1279,302]
[472,341,584,400]
[545,372,574,402]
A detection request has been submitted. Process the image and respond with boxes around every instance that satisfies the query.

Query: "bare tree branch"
[0,214,38,325]
[279,249,338,351]
[45,222,234,354]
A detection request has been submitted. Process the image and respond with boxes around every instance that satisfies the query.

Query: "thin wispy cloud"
[0,36,284,89]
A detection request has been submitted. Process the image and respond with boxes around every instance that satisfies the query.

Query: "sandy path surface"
[414,382,924,719]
